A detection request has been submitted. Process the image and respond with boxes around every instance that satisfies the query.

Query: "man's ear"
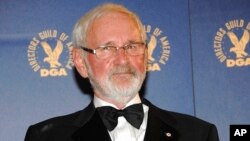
[72,47,88,78]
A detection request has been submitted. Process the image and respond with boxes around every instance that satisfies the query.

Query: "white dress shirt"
[94,95,149,141]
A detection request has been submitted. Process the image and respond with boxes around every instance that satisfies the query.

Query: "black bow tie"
[96,103,144,131]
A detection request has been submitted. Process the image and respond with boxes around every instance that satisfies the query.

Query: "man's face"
[81,12,147,104]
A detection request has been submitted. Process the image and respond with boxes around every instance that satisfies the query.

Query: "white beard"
[86,63,146,105]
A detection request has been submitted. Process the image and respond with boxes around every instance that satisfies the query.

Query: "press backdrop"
[0,0,249,141]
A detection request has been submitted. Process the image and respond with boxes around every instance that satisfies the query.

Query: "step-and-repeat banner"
[0,0,249,141]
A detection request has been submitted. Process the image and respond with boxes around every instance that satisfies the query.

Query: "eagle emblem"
[147,35,157,62]
[227,30,249,58]
[40,40,63,68]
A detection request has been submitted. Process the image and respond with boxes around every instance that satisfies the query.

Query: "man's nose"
[115,47,128,64]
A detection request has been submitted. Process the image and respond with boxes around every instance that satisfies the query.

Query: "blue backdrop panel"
[190,0,250,141]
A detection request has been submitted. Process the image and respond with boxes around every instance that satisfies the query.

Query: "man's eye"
[100,46,116,53]
[126,44,134,49]
[102,46,112,50]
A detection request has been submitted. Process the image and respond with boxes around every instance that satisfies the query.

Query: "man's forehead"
[87,13,140,41]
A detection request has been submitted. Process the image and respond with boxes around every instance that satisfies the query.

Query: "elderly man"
[25,3,219,141]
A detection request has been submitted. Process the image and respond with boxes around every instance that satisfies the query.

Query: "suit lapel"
[143,99,179,141]
[71,102,111,141]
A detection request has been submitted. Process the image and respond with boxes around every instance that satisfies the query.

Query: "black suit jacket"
[25,99,219,141]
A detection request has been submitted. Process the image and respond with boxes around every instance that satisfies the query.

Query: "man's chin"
[112,80,136,89]
[109,91,137,103]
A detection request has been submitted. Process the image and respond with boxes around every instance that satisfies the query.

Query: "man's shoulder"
[30,110,82,130]
[25,110,83,141]
[145,99,215,129]
[31,102,94,129]
[166,110,214,127]
[25,103,96,141]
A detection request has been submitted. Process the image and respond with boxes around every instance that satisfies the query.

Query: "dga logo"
[213,19,250,67]
[27,29,73,77]
[144,25,171,71]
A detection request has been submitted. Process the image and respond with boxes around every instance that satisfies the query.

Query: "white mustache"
[110,65,136,75]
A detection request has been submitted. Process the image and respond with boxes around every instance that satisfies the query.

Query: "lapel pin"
[165,132,172,137]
